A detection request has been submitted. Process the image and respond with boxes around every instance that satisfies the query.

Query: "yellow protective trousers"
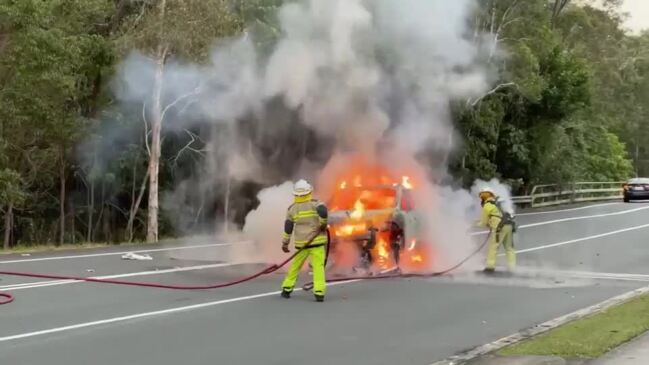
[485,224,516,270]
[281,245,326,296]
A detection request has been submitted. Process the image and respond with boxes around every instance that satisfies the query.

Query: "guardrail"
[512,182,624,208]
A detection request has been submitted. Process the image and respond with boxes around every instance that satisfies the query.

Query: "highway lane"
[0,240,249,287]
[0,202,647,365]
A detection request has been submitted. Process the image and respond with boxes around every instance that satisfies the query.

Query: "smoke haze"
[110,0,515,271]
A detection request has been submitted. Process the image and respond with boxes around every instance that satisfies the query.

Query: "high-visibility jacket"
[283,199,328,248]
[479,198,502,231]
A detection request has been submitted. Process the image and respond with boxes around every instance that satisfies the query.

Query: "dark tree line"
[0,0,645,248]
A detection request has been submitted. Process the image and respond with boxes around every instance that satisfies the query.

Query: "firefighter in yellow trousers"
[281,179,328,302]
[478,187,516,273]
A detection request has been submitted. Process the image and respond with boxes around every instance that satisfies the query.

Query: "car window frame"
[400,190,415,211]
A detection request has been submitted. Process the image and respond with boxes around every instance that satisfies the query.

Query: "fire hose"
[302,231,491,291]
[0,232,491,306]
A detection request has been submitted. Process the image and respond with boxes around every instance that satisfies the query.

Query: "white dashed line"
[0,241,251,264]
[515,223,649,254]
[516,202,620,216]
[0,262,239,291]
[0,280,361,343]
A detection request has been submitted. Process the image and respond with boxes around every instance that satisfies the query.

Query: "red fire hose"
[302,233,490,291]
[0,248,303,306]
[0,234,490,306]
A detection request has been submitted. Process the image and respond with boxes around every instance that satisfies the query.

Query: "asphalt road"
[0,201,648,365]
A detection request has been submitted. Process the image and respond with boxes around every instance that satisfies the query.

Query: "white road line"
[0,280,71,290]
[516,205,649,229]
[2,221,649,342]
[470,205,649,236]
[525,270,649,282]
[567,275,649,283]
[0,279,361,343]
[0,241,251,264]
[3,205,645,264]
[515,223,649,254]
[0,262,239,291]
[522,269,649,280]
[516,202,620,216]
[8,221,648,291]
[560,271,649,279]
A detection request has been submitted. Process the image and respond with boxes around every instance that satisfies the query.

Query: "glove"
[282,242,290,253]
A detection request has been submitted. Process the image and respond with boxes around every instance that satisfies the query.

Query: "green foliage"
[499,295,649,358]
[0,0,645,245]
[583,130,633,181]
[453,0,638,190]
[534,47,591,121]
[0,168,26,208]
[116,0,244,60]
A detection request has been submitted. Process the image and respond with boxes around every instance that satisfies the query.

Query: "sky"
[620,0,649,33]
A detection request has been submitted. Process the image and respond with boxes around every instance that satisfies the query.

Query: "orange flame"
[324,154,433,273]
[349,199,365,220]
[402,176,413,189]
[372,233,395,271]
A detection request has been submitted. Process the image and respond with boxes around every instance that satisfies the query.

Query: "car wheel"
[389,223,404,265]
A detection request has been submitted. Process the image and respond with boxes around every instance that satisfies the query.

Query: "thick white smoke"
[472,178,516,215]
[112,0,509,271]
[263,0,489,157]
[241,182,293,263]
[245,0,493,270]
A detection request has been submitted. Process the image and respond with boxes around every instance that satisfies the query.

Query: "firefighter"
[478,187,516,273]
[281,179,329,302]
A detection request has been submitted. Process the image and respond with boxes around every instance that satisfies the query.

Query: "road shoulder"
[588,331,649,365]
[431,286,649,365]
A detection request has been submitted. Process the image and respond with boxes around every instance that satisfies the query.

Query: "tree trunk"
[87,177,94,242]
[108,0,130,34]
[59,144,66,246]
[128,169,149,242]
[93,181,105,242]
[635,141,640,177]
[3,202,13,250]
[146,52,165,243]
[146,0,167,243]
[70,199,76,245]
[551,0,570,26]
[103,205,111,243]
[223,176,231,234]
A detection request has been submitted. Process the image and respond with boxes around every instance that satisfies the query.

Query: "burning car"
[326,177,428,274]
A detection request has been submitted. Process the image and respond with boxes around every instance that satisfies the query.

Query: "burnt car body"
[326,184,423,271]
[623,178,649,202]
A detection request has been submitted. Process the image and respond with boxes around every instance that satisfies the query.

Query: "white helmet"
[479,187,494,194]
[293,179,313,196]
[479,187,496,198]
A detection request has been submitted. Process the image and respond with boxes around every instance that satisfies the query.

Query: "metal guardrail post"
[570,182,576,204]
[512,181,623,208]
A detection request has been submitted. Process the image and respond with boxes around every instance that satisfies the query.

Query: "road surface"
[0,202,648,365]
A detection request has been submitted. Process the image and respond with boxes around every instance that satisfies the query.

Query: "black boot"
[281,290,291,299]
[483,267,495,274]
[314,294,324,302]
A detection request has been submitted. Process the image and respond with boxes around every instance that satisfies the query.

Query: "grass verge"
[498,294,649,359]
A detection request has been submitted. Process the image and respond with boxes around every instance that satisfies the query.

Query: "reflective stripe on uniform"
[295,235,327,246]
[293,210,318,221]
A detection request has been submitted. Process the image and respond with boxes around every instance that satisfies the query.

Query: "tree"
[551,0,571,25]
[0,0,113,244]
[0,169,25,249]
[115,0,243,242]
